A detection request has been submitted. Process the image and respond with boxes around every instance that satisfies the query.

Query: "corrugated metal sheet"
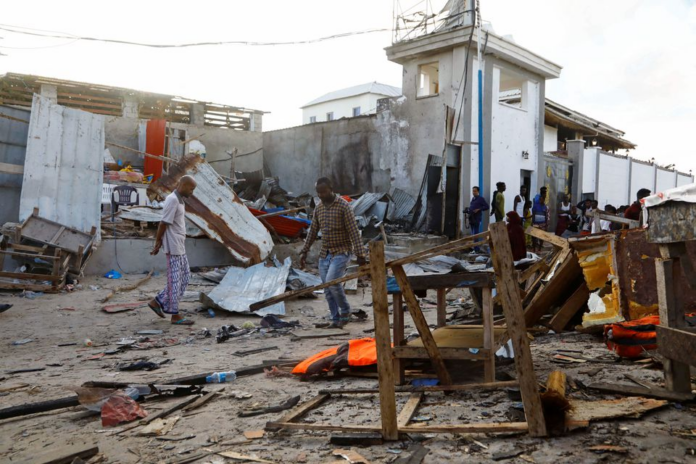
[0,105,30,225]
[350,192,388,217]
[20,95,104,240]
[387,188,416,221]
[200,257,290,316]
[148,154,273,265]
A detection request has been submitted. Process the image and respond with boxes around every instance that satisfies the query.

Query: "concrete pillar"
[190,103,205,126]
[122,95,139,119]
[250,113,263,132]
[566,140,586,203]
[40,84,57,103]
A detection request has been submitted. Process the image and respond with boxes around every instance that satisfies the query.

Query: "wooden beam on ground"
[318,380,518,395]
[32,443,99,464]
[518,259,550,283]
[655,255,692,393]
[265,393,331,431]
[392,264,452,386]
[181,389,222,413]
[489,222,547,437]
[0,395,79,420]
[140,395,201,425]
[397,393,423,427]
[266,422,529,434]
[369,241,399,441]
[101,270,153,303]
[549,284,590,332]
[525,226,569,249]
[656,326,696,368]
[587,382,695,402]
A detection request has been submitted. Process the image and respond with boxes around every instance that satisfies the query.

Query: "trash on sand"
[229,391,253,399]
[118,361,160,371]
[74,386,140,412]
[104,270,122,279]
[217,451,274,464]
[0,304,12,313]
[101,392,148,427]
[264,366,292,378]
[84,339,93,347]
[588,445,628,454]
[137,416,180,436]
[260,314,300,329]
[102,302,143,314]
[206,371,237,384]
[332,448,371,464]
[243,430,265,440]
[20,291,43,299]
[12,339,33,346]
[137,330,164,335]
[216,325,247,344]
[238,395,300,417]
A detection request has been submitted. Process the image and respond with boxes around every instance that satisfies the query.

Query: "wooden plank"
[140,395,200,425]
[392,265,452,386]
[0,162,24,175]
[436,288,447,327]
[369,241,399,441]
[319,380,519,395]
[267,421,528,434]
[0,395,79,420]
[522,251,582,328]
[587,382,694,402]
[482,287,495,383]
[266,393,331,431]
[525,226,568,249]
[182,389,222,413]
[393,293,405,385]
[388,232,490,267]
[394,346,489,360]
[397,393,423,427]
[407,272,494,290]
[518,259,550,283]
[31,443,99,464]
[489,222,547,437]
[656,326,696,368]
[655,257,692,393]
[549,284,590,333]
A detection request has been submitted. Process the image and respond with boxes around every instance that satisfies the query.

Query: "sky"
[1,0,695,174]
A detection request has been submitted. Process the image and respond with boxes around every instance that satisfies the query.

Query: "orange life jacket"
[292,338,377,376]
[604,315,660,358]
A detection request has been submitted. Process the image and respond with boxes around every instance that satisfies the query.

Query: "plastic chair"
[111,186,139,213]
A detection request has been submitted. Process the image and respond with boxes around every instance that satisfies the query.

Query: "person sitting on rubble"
[624,188,651,222]
[490,182,506,222]
[506,211,527,261]
[300,177,366,329]
[148,175,197,325]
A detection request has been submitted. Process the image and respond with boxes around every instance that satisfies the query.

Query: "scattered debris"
[217,451,275,464]
[238,395,300,417]
[101,392,148,427]
[137,416,179,436]
[567,397,668,429]
[332,448,371,464]
[243,430,265,440]
[118,361,161,371]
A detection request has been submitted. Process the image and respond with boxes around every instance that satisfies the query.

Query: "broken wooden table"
[256,227,548,439]
[390,271,497,384]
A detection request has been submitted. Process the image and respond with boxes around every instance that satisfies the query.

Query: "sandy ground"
[0,270,695,464]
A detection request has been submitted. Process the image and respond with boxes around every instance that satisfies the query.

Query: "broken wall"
[262,115,397,196]
[105,117,263,177]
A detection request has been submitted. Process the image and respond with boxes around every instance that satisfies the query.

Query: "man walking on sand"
[300,177,366,329]
[148,175,197,325]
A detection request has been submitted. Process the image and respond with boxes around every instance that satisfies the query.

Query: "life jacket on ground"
[292,338,377,376]
[604,315,659,358]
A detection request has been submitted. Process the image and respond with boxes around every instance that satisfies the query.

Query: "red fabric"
[101,393,147,427]
[624,202,641,220]
[506,211,527,261]
[145,119,166,182]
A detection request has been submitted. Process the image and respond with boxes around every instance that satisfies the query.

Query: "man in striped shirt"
[300,178,366,328]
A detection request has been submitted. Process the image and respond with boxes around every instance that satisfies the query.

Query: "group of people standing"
[466,184,653,256]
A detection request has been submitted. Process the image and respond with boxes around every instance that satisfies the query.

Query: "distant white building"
[301,82,401,125]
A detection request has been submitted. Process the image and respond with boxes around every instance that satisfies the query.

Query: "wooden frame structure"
[261,223,548,439]
[646,201,696,395]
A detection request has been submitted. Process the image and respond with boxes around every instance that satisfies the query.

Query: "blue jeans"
[319,252,351,323]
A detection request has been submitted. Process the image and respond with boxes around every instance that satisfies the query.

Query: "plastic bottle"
[205,371,237,383]
[84,338,93,347]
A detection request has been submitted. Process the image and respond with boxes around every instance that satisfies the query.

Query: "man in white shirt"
[148,176,197,325]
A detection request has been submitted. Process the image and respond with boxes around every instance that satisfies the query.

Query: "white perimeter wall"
[597,153,630,207]
[582,148,598,194]
[656,168,677,193]
[490,67,540,206]
[543,125,557,152]
[678,173,693,187]
[630,161,655,201]
[302,94,384,124]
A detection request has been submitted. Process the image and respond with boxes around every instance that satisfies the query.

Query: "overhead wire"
[0,23,390,49]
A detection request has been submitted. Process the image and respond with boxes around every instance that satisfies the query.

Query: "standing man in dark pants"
[468,186,489,235]
[468,186,489,253]
[300,178,366,329]
[490,182,506,222]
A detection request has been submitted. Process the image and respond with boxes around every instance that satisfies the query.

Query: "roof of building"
[0,73,265,130]
[301,82,402,109]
